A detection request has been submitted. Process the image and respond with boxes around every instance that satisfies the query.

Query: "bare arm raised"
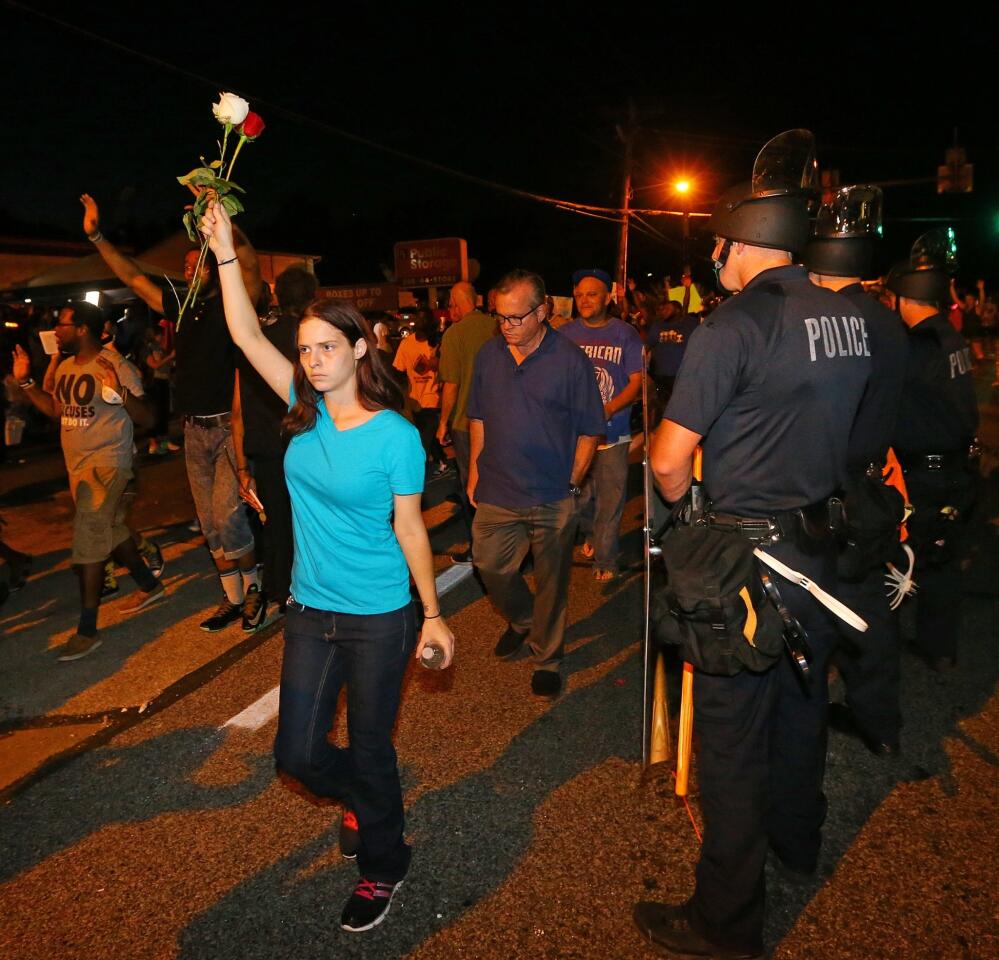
[199,199,294,403]
[81,194,165,314]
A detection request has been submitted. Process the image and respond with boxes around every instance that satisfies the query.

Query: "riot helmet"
[709,130,818,254]
[803,185,883,278]
[886,228,957,304]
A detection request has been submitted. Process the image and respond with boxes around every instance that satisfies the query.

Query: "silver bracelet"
[87,230,104,243]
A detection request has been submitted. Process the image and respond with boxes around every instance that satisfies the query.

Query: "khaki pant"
[472,497,578,672]
[69,464,132,564]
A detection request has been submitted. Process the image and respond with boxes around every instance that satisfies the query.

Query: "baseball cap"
[571,268,613,290]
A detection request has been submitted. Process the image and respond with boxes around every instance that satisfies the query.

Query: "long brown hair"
[283,299,403,438]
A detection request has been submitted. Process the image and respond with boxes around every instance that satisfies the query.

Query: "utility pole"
[615,101,636,295]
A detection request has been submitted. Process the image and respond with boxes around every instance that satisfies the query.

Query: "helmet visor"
[911,228,958,272]
[814,185,883,238]
[751,129,818,198]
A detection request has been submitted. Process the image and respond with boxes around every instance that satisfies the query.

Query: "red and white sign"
[393,238,468,288]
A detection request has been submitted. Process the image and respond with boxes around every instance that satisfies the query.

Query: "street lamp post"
[674,179,691,269]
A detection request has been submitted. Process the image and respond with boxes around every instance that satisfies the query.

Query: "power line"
[5,0,690,223]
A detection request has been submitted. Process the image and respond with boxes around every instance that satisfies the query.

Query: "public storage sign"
[393,238,468,288]
[318,284,399,313]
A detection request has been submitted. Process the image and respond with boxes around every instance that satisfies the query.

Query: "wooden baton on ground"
[675,661,694,796]
[675,447,703,796]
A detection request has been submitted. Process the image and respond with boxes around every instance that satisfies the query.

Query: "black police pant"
[688,538,837,955]
[905,465,976,665]
[834,568,901,746]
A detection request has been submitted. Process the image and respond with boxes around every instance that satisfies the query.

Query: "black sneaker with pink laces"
[340,877,404,932]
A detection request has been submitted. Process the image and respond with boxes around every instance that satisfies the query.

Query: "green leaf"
[221,193,245,216]
[176,166,218,187]
[209,160,222,169]
[214,177,246,194]
[182,211,197,242]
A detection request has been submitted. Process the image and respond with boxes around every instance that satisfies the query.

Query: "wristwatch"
[569,483,583,497]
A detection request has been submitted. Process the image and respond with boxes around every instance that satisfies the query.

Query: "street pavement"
[1,377,998,959]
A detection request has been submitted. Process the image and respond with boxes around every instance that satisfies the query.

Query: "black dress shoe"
[828,703,901,757]
[929,656,956,673]
[632,901,763,959]
[767,848,817,885]
[530,669,561,699]
[494,625,528,659]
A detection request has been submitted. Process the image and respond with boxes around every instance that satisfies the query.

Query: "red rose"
[239,112,266,140]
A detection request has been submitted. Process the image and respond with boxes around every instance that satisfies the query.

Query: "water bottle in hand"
[420,642,446,670]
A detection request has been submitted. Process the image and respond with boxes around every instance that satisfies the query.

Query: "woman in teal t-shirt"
[201,200,454,934]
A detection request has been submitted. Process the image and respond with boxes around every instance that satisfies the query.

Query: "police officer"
[804,186,909,755]
[887,231,979,673]
[634,131,872,960]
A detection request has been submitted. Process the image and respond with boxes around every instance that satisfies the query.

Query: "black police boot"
[633,901,763,959]
[828,702,900,757]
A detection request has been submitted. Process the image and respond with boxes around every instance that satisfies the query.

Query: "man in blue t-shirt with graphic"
[561,268,644,579]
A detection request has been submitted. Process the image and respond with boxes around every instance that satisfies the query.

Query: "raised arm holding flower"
[200,192,455,933]
[200,199,293,403]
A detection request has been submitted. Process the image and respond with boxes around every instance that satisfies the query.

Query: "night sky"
[4,1,997,293]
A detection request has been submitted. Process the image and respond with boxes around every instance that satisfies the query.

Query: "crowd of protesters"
[1,175,995,946]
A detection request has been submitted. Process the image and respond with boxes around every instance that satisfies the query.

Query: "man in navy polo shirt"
[467,269,605,699]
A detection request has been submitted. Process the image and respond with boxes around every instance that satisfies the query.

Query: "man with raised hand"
[81,193,266,634]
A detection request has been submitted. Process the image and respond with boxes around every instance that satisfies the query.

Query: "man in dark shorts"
[232,264,315,616]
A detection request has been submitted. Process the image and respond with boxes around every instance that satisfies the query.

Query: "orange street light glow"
[674,180,691,194]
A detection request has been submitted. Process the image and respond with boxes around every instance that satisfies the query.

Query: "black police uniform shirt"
[161,290,237,417]
[838,283,909,471]
[892,313,978,457]
[665,265,871,516]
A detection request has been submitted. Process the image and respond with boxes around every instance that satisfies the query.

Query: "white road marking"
[433,562,475,594]
[223,685,280,730]
[220,562,475,731]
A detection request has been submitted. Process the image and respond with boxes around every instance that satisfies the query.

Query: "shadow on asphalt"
[763,465,999,946]
[2,456,997,955]
[0,530,220,723]
[174,610,646,959]
[0,727,274,882]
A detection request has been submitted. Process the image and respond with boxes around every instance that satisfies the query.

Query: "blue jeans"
[183,417,254,560]
[274,599,416,883]
[578,441,630,572]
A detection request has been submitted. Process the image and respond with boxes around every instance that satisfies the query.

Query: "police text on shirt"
[949,347,972,378]
[803,315,872,362]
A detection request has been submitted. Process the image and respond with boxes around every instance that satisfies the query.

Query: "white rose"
[212,92,250,126]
